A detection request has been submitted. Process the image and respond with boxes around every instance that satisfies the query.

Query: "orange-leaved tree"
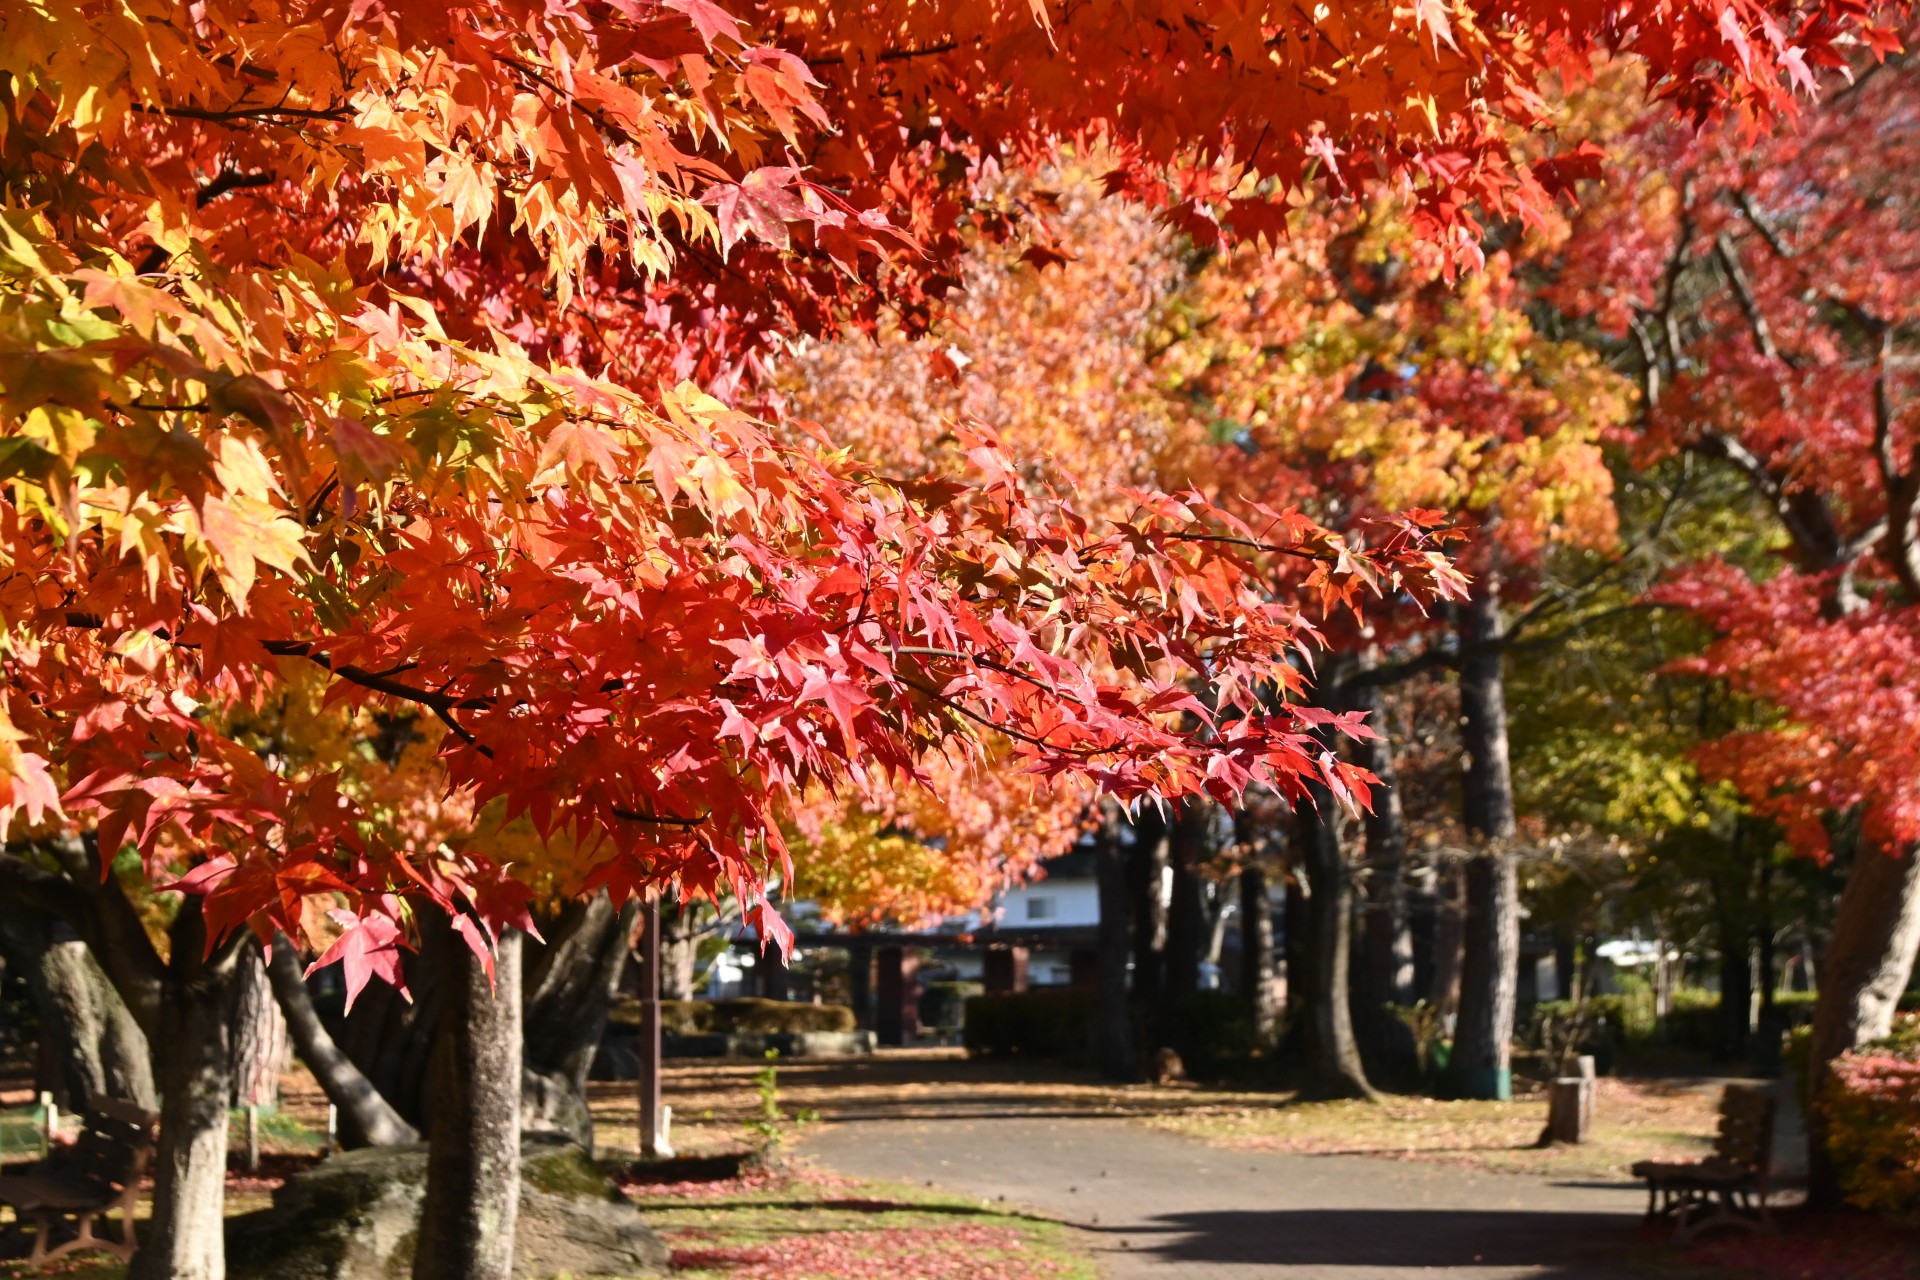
[0,0,1892,1277]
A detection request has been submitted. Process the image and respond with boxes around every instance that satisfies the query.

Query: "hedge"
[610,997,856,1035]
[962,988,1258,1078]
[963,990,1093,1059]
[919,981,982,1032]
[1824,1012,1920,1226]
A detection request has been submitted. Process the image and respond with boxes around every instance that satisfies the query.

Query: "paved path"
[802,1115,1652,1279]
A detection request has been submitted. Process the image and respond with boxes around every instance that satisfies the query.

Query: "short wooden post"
[1547,1059,1597,1144]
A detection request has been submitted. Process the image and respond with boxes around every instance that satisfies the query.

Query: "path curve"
[802,1114,1651,1279]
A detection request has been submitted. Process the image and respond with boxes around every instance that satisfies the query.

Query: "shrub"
[613,998,856,1035]
[918,981,981,1032]
[963,990,1093,1059]
[1824,1012,1920,1226]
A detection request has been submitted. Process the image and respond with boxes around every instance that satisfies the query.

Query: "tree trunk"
[0,900,155,1110]
[1454,580,1520,1102]
[1283,856,1311,1037]
[660,895,700,1002]
[1239,860,1280,1041]
[130,903,245,1280]
[1164,802,1208,996]
[522,894,635,1147]
[1294,787,1376,1100]
[1351,681,1417,1079]
[1805,842,1920,1207]
[228,943,289,1109]
[416,925,523,1280]
[1428,864,1466,1018]
[266,933,419,1147]
[1093,802,1138,1080]
[1128,808,1170,1005]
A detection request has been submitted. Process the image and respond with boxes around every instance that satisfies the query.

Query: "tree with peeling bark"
[0,0,1892,1276]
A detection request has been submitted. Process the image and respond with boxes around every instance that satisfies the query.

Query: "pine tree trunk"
[0,901,155,1110]
[1454,580,1520,1102]
[1294,787,1376,1100]
[416,925,523,1280]
[1239,861,1280,1041]
[266,933,419,1147]
[131,904,243,1280]
[1093,802,1137,1080]
[1805,842,1920,1207]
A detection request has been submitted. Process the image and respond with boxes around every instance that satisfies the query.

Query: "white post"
[38,1091,56,1157]
[326,1103,338,1155]
[246,1103,261,1171]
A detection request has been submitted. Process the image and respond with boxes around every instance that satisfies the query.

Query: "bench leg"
[24,1208,54,1265]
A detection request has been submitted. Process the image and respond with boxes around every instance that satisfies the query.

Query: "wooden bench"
[0,1096,157,1266]
[1631,1085,1778,1244]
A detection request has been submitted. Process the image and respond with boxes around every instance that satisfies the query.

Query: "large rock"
[227,1135,669,1279]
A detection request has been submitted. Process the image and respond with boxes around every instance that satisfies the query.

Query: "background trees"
[0,0,1905,1274]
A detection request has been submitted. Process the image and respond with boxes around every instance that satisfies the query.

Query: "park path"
[801,1113,1654,1280]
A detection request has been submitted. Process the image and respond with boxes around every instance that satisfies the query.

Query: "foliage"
[1825,1014,1920,1226]
[742,1049,815,1152]
[1556,38,1920,866]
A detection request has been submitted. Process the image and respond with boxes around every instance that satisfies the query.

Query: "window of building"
[1025,897,1057,921]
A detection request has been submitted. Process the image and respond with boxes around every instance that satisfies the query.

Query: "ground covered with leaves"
[622,1166,1094,1280]
[1143,1077,1734,1180]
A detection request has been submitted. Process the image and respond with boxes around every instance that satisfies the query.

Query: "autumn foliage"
[0,0,1896,985]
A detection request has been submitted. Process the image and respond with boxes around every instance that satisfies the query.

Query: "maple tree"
[0,0,1898,1275]
[1551,37,1920,1203]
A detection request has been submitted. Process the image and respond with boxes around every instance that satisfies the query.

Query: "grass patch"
[1145,1077,1726,1179]
[625,1167,1096,1280]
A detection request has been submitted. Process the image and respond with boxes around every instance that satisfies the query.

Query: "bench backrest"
[1712,1086,1776,1173]
[45,1097,158,1202]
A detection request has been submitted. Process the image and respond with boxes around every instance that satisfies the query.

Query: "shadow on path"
[1100,1207,1643,1272]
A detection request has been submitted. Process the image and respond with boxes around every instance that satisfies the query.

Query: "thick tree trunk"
[1093,802,1138,1080]
[1239,860,1280,1042]
[1454,581,1521,1102]
[523,894,635,1147]
[1351,681,1417,1079]
[0,901,155,1110]
[1294,787,1376,1100]
[131,903,244,1280]
[266,934,419,1147]
[1805,842,1920,1207]
[416,926,523,1280]
[228,943,289,1108]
